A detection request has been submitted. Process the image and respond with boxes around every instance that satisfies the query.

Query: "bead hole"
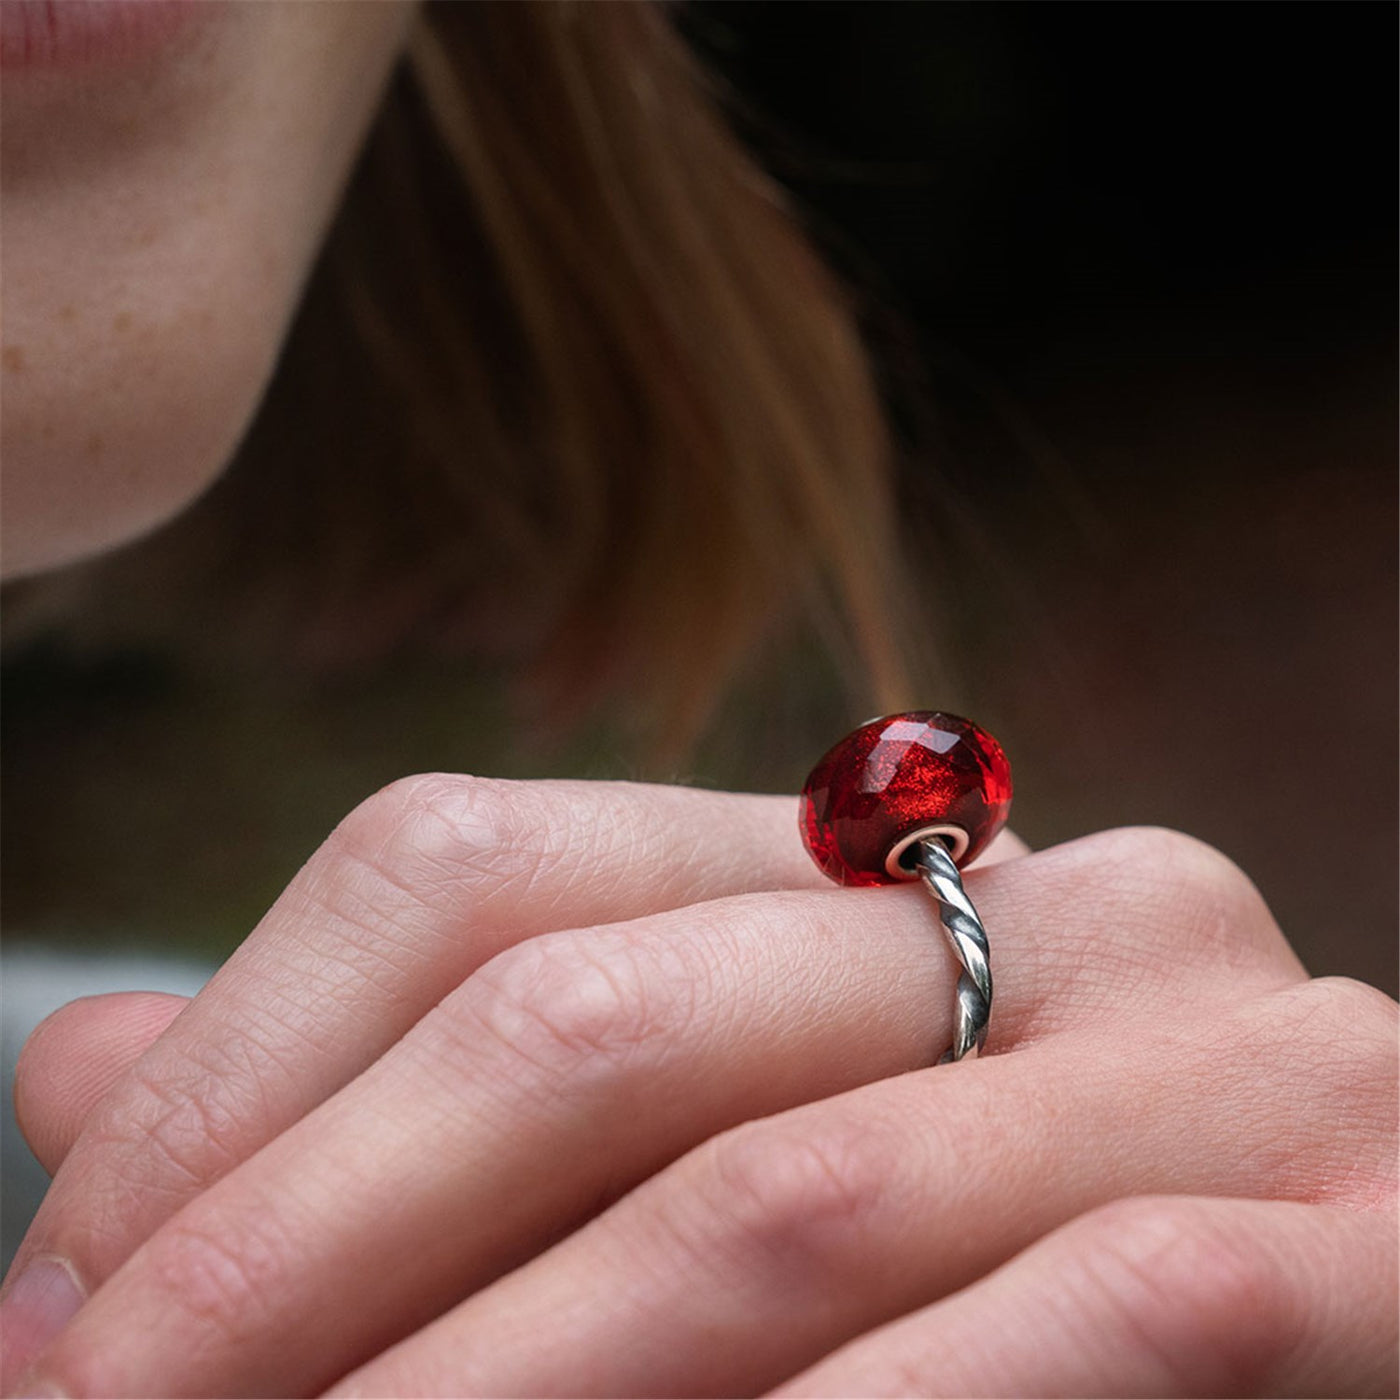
[896,832,954,873]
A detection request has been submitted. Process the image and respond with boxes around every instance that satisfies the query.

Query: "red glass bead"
[800,711,1012,885]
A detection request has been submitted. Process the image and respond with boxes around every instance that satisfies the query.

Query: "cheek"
[1,201,289,578]
[0,1,415,580]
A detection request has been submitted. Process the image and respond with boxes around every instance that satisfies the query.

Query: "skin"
[1,790,1395,1397]
[0,0,415,579]
[1,4,1396,1397]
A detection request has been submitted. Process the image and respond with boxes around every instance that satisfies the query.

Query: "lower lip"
[1,0,205,72]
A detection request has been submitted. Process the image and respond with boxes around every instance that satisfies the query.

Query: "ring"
[799,712,1012,1062]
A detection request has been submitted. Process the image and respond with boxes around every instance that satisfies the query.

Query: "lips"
[1,0,204,71]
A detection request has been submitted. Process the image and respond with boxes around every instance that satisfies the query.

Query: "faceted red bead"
[800,711,1012,885]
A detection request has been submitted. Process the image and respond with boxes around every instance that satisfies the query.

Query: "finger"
[2,830,1021,1193]
[329,976,1390,1399]
[18,835,1314,1400]
[969,827,1030,866]
[13,993,190,1175]
[4,821,1027,1186]
[4,781,824,1300]
[776,1196,1399,1398]
[3,993,188,1390]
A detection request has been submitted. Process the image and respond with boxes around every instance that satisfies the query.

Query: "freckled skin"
[0,1,418,579]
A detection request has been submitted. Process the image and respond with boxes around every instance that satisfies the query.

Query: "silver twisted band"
[913,837,992,1062]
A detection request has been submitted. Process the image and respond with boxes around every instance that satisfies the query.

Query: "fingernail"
[0,1256,83,1392]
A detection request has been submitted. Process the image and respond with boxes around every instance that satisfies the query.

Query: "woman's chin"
[0,426,238,582]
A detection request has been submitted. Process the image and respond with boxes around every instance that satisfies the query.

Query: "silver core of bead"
[884,823,971,876]
[910,835,992,1063]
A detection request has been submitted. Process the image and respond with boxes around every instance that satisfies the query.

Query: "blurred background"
[678,1,1398,993]
[5,0,1395,1002]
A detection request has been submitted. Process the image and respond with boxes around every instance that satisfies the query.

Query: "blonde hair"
[6,1,919,760]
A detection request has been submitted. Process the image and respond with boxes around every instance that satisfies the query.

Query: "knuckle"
[80,1051,244,1207]
[1067,1196,1291,1396]
[1107,825,1260,911]
[325,772,545,918]
[127,1065,236,1185]
[61,1008,332,1277]
[294,774,554,990]
[1254,976,1400,1078]
[694,1115,893,1282]
[141,1204,291,1346]
[444,930,674,1089]
[1075,826,1280,962]
[46,1055,250,1275]
[1280,974,1399,1038]
[1250,978,1399,1203]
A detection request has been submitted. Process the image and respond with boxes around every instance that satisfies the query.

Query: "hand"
[3,778,1395,1397]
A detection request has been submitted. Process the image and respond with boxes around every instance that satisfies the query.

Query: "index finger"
[2,777,821,1370]
[13,830,1030,1178]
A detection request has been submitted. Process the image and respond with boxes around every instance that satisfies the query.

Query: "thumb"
[14,991,190,1175]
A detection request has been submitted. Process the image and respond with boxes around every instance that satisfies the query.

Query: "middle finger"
[8,780,826,1298]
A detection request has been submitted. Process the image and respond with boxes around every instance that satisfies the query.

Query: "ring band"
[912,837,992,1061]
